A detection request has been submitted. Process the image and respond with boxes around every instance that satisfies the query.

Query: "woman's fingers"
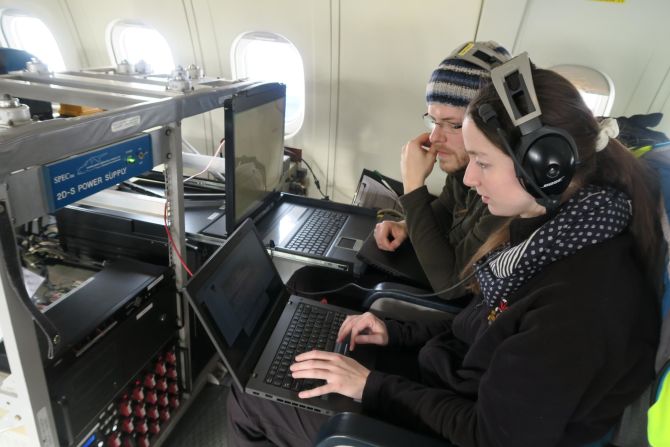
[298,382,334,399]
[352,334,382,346]
[294,349,339,363]
[290,351,370,400]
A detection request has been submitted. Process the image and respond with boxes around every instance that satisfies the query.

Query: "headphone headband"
[450,42,508,71]
[490,53,542,134]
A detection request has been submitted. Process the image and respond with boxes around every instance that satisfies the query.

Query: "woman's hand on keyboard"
[290,351,370,400]
[337,312,388,351]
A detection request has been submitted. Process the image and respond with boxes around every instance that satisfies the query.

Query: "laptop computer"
[200,83,376,275]
[185,218,376,415]
[356,233,431,288]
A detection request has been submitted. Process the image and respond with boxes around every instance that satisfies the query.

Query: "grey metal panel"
[0,77,157,108]
[180,82,251,118]
[0,80,265,173]
[6,166,50,225]
[6,72,172,97]
[6,127,168,225]
[0,98,178,181]
[61,70,172,86]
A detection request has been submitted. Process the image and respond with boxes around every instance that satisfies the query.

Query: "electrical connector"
[284,146,302,162]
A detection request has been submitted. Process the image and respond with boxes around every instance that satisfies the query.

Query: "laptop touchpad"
[337,237,362,251]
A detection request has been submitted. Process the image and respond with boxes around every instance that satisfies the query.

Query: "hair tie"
[595,118,619,152]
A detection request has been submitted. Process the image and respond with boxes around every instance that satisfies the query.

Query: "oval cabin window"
[551,64,615,116]
[232,31,305,137]
[108,21,175,74]
[0,10,66,71]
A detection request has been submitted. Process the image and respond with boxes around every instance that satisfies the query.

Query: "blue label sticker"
[43,134,153,211]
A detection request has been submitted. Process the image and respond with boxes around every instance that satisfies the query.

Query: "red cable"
[163,202,193,277]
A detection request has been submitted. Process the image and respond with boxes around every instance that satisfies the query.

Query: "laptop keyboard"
[264,302,347,392]
[285,209,348,256]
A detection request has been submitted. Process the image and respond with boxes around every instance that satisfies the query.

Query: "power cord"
[288,250,504,299]
[289,270,476,299]
[300,158,329,200]
[285,147,329,200]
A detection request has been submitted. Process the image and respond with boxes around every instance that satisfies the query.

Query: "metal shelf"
[0,69,278,446]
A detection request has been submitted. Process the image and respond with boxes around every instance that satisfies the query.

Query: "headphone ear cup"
[519,133,577,198]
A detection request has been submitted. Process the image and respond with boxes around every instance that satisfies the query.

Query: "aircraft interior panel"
[0,0,81,68]
[2,1,670,445]
[336,0,483,198]
[504,0,670,118]
[192,0,337,196]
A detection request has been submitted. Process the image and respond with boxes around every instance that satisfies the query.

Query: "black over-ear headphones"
[478,53,579,212]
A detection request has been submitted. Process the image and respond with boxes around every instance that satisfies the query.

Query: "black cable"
[290,270,476,299]
[289,250,504,300]
[300,158,329,200]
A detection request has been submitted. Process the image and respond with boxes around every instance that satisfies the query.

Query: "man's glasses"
[423,113,463,134]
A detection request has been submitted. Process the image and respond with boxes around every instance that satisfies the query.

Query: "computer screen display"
[186,219,286,385]
[225,84,286,234]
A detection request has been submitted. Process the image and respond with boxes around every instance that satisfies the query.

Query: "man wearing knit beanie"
[374,41,510,301]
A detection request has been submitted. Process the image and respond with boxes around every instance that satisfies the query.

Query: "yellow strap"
[648,377,670,446]
[630,145,653,158]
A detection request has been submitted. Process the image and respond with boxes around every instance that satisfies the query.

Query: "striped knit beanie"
[426,41,511,107]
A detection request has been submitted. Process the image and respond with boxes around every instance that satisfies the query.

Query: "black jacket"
[362,216,659,447]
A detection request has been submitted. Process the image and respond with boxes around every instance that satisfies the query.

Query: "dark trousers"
[226,346,422,446]
[227,386,328,447]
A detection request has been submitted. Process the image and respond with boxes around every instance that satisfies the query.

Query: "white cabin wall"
[0,0,84,69]
[333,0,483,201]
[478,0,670,137]
[188,0,484,202]
[6,0,670,201]
[64,0,210,152]
[188,0,335,198]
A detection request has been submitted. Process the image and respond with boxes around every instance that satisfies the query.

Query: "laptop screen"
[186,218,287,386]
[225,83,286,235]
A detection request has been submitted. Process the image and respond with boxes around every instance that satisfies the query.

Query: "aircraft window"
[551,64,615,116]
[109,21,175,74]
[0,10,66,71]
[232,31,305,137]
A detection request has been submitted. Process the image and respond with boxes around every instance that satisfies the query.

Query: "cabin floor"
[164,383,230,447]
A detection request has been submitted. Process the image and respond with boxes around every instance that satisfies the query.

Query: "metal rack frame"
[0,71,266,446]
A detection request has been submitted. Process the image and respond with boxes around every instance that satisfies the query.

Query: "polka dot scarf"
[475,185,632,311]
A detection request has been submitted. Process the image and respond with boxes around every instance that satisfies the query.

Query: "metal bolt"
[166,153,172,159]
[165,128,172,136]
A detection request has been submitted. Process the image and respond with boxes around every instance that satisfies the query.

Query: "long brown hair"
[463,67,663,293]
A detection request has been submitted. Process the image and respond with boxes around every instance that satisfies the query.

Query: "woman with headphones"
[228,55,664,447]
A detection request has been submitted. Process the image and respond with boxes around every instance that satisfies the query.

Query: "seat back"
[611,142,670,447]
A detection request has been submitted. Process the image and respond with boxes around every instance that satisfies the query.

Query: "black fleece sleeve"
[362,289,614,447]
[385,318,453,348]
[400,184,499,300]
